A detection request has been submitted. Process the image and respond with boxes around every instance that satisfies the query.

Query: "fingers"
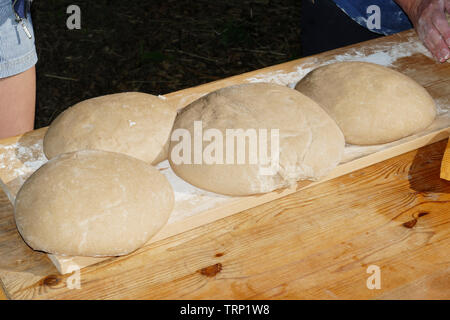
[414,0,450,62]
[421,25,450,62]
[432,10,450,46]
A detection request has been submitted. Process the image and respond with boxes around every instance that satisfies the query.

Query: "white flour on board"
[156,160,231,224]
[245,38,432,87]
[0,141,46,176]
[0,140,47,202]
[435,98,449,116]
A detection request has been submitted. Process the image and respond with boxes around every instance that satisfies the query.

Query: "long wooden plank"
[3,139,448,299]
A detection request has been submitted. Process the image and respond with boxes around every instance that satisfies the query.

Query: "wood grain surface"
[0,286,7,300]
[3,123,447,275]
[0,139,449,299]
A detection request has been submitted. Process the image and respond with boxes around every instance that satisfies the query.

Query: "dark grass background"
[31,0,302,129]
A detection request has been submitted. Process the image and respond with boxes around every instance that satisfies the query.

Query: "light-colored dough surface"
[43,92,176,164]
[169,83,345,196]
[14,150,174,257]
[295,62,436,145]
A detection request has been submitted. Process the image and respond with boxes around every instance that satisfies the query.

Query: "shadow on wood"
[408,139,450,194]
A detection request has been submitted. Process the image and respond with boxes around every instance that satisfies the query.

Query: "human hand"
[408,0,450,62]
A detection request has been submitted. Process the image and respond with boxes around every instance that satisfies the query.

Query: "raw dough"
[14,150,174,257]
[44,92,176,164]
[169,83,345,196]
[295,62,436,145]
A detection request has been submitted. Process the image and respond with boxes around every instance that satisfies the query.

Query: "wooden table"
[0,30,449,299]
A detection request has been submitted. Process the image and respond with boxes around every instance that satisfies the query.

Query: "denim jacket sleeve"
[331,0,413,35]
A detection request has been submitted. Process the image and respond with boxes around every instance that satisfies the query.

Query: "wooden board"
[0,30,449,299]
[2,123,450,276]
[1,139,449,299]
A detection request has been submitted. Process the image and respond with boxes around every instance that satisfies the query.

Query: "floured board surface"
[0,30,449,276]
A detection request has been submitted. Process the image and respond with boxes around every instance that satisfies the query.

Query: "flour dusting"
[0,140,47,177]
[245,38,432,87]
[0,139,48,203]
[156,160,230,224]
[435,98,450,116]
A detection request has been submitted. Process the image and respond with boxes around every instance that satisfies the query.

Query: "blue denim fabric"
[13,0,28,19]
[332,0,413,35]
[0,0,37,78]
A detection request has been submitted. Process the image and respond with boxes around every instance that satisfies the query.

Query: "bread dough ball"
[295,62,436,145]
[169,83,345,196]
[44,92,176,164]
[14,150,174,257]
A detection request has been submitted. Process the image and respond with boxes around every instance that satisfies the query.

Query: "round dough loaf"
[295,62,436,145]
[14,150,174,257]
[169,83,345,196]
[43,92,176,164]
